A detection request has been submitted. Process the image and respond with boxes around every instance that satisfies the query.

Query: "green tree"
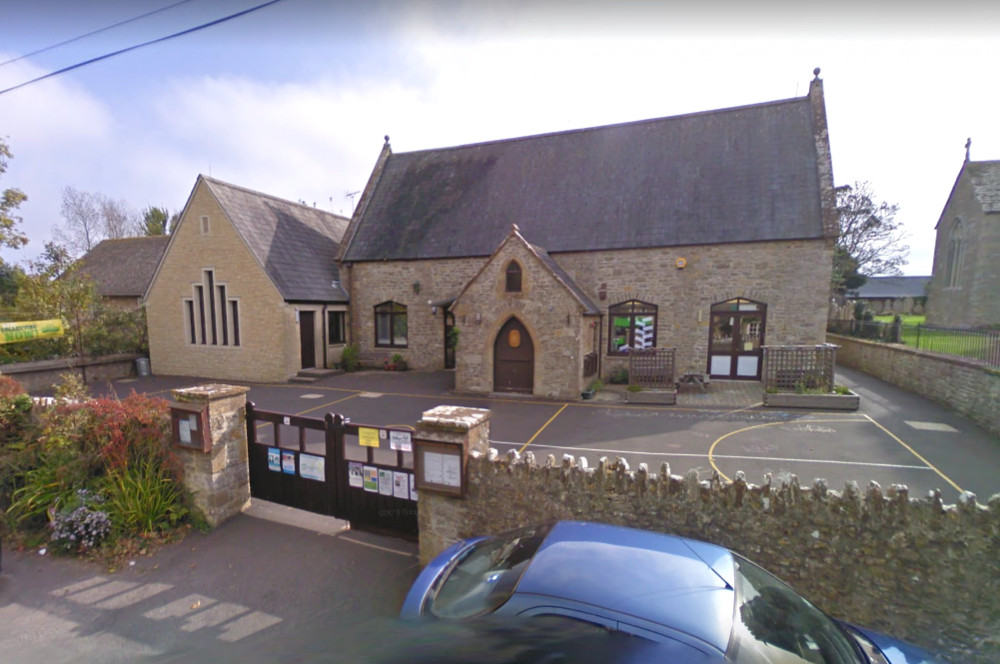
[0,259,24,307]
[0,138,29,251]
[14,243,99,371]
[834,181,908,291]
[141,206,177,236]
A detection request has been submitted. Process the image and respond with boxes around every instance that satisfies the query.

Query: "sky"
[2,0,999,276]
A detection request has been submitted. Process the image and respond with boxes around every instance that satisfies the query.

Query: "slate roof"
[966,160,1000,213]
[202,176,351,302]
[852,276,930,299]
[343,93,826,262]
[77,236,169,298]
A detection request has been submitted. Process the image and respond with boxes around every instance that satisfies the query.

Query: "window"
[200,215,210,235]
[505,261,522,293]
[730,555,860,664]
[328,310,346,344]
[184,270,240,346]
[608,300,657,355]
[946,219,965,288]
[375,301,407,348]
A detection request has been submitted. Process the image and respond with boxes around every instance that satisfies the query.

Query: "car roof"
[513,521,735,652]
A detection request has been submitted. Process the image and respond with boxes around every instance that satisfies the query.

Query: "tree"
[0,259,24,306]
[56,186,139,256]
[834,181,908,290]
[0,138,28,251]
[141,206,178,236]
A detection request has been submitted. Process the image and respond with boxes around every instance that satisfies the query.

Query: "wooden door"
[493,317,533,393]
[299,311,316,369]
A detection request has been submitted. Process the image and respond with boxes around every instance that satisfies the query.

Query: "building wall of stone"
[451,239,594,400]
[348,238,833,395]
[830,332,1000,436]
[927,172,1000,327]
[418,453,998,664]
[346,257,485,369]
[554,238,834,376]
[145,182,298,383]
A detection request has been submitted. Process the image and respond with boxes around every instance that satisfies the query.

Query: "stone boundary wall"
[828,332,1000,436]
[0,354,142,393]
[419,451,1000,664]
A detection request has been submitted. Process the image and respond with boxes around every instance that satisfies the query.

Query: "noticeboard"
[169,401,211,453]
[413,439,465,496]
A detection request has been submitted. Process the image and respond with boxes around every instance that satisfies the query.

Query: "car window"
[430,524,552,619]
[729,555,861,664]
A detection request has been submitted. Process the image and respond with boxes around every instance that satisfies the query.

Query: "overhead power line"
[0,0,287,97]
[0,0,198,68]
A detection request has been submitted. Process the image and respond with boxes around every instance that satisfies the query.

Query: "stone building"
[925,152,1000,328]
[849,276,930,316]
[337,71,838,400]
[144,176,350,383]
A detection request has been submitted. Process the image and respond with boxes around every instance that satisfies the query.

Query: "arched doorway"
[494,317,534,393]
[708,298,766,380]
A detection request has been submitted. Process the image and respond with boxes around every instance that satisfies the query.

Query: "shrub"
[340,343,360,372]
[7,445,92,528]
[0,374,25,398]
[607,366,629,384]
[104,457,187,535]
[49,489,112,552]
[0,375,33,446]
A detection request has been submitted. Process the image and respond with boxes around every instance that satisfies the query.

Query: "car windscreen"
[729,555,862,664]
[430,524,553,619]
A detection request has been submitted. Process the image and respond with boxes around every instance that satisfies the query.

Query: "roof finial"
[965,137,971,162]
[511,223,520,234]
[813,67,821,80]
[384,135,390,145]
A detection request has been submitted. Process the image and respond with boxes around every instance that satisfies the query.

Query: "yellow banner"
[0,319,65,344]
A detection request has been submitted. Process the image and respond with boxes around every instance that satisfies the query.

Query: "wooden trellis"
[762,345,837,392]
[628,347,675,390]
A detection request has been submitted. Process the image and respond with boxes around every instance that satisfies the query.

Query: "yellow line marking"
[254,393,361,431]
[295,393,360,416]
[386,424,416,431]
[708,418,869,483]
[518,403,569,454]
[862,414,964,493]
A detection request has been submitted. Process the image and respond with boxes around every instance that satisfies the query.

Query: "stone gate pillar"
[414,405,490,565]
[171,384,251,528]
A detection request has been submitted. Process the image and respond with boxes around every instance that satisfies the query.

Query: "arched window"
[374,301,407,348]
[608,300,657,355]
[505,261,523,293]
[946,219,965,288]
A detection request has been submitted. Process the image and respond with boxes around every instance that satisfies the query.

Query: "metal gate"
[246,402,418,540]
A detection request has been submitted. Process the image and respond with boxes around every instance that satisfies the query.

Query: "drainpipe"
[322,305,328,369]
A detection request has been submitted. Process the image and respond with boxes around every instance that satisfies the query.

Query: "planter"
[763,390,860,410]
[625,389,677,405]
[581,389,596,400]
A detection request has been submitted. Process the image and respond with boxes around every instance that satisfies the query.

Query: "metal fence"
[828,320,1000,368]
[762,345,837,392]
[628,347,675,389]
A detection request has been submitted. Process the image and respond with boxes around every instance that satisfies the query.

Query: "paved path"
[98,366,1000,503]
[0,502,420,663]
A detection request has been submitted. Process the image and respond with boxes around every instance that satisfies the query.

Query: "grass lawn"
[874,314,925,325]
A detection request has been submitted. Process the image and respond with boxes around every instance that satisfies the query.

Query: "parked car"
[401,521,944,664]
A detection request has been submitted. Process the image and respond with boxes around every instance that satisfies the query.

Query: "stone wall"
[419,451,1000,664]
[344,257,484,369]
[1,354,141,393]
[451,237,594,400]
[830,333,1000,436]
[347,237,833,393]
